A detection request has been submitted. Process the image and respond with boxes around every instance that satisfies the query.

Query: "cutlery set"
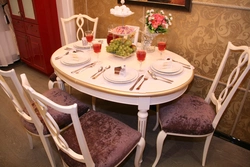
[55,51,69,60]
[91,65,111,79]
[147,70,173,84]
[71,61,98,74]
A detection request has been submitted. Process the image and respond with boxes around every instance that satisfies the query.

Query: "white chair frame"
[0,69,56,167]
[153,41,250,166]
[22,73,145,167]
[61,14,98,45]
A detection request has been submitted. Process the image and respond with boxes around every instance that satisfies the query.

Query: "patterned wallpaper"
[73,0,250,143]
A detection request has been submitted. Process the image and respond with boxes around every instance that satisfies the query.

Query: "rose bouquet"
[145,9,173,34]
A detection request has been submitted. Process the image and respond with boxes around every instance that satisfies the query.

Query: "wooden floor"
[0,61,250,167]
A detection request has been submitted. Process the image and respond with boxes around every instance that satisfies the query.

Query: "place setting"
[102,65,139,84]
[59,51,91,66]
[150,57,184,76]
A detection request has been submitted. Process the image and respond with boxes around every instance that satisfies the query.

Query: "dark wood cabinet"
[8,0,61,75]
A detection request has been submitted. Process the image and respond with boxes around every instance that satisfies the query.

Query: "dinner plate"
[151,65,184,76]
[73,44,92,50]
[103,68,138,83]
[151,60,182,73]
[61,54,90,66]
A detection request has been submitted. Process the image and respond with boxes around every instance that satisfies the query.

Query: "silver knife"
[129,75,144,91]
[71,61,97,74]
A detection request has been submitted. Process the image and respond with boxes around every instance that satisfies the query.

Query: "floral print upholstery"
[159,94,216,135]
[60,110,142,167]
[22,88,89,135]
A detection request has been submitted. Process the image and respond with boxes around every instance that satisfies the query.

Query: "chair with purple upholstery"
[0,69,89,167]
[152,41,250,166]
[21,73,145,167]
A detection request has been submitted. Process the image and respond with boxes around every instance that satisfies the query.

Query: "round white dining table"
[50,39,194,138]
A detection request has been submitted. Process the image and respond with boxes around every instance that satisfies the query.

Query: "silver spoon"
[148,71,172,84]
[92,65,111,79]
[55,51,69,60]
[151,72,173,83]
[91,66,103,78]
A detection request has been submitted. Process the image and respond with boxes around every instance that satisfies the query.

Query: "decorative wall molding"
[193,1,250,11]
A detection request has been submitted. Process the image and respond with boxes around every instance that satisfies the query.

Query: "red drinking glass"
[92,41,102,62]
[93,43,102,53]
[85,30,94,44]
[157,38,167,59]
[158,42,167,51]
[136,50,146,71]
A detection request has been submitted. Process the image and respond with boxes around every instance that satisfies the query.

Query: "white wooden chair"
[61,14,98,45]
[0,69,90,167]
[21,73,145,167]
[152,41,250,166]
[0,69,56,167]
[49,14,98,110]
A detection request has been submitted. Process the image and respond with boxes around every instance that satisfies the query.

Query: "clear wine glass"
[157,37,167,59]
[136,49,146,72]
[92,40,102,62]
[85,30,94,45]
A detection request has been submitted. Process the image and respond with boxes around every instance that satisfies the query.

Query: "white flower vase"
[141,27,159,53]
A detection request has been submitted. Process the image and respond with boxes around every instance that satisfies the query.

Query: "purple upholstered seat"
[22,88,89,135]
[159,94,215,135]
[60,110,142,167]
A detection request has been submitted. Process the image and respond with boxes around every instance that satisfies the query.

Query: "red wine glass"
[85,30,94,45]
[157,38,167,59]
[136,50,146,71]
[92,41,102,62]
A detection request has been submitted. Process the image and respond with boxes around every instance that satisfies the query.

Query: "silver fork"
[136,75,149,90]
[148,71,172,84]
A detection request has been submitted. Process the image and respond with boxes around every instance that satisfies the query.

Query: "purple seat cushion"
[159,94,216,135]
[60,110,142,167]
[22,88,89,135]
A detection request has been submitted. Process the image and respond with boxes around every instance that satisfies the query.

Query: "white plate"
[151,61,182,73]
[74,44,92,50]
[61,54,90,66]
[151,66,183,76]
[111,12,134,17]
[103,68,138,83]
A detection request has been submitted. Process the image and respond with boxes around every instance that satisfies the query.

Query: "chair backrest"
[21,73,95,166]
[205,42,250,128]
[61,14,99,44]
[0,69,39,126]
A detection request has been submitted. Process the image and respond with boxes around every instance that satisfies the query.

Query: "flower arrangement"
[145,9,173,34]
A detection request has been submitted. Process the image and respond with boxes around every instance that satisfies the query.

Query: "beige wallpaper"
[74,0,250,143]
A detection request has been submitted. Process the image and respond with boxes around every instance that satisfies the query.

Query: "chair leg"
[92,96,96,110]
[40,135,57,167]
[152,130,167,167]
[26,132,33,149]
[153,105,160,131]
[48,80,55,90]
[134,138,145,167]
[202,133,213,166]
[57,79,65,91]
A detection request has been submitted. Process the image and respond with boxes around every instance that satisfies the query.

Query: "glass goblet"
[85,30,94,44]
[157,37,167,59]
[92,41,102,62]
[136,49,146,72]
